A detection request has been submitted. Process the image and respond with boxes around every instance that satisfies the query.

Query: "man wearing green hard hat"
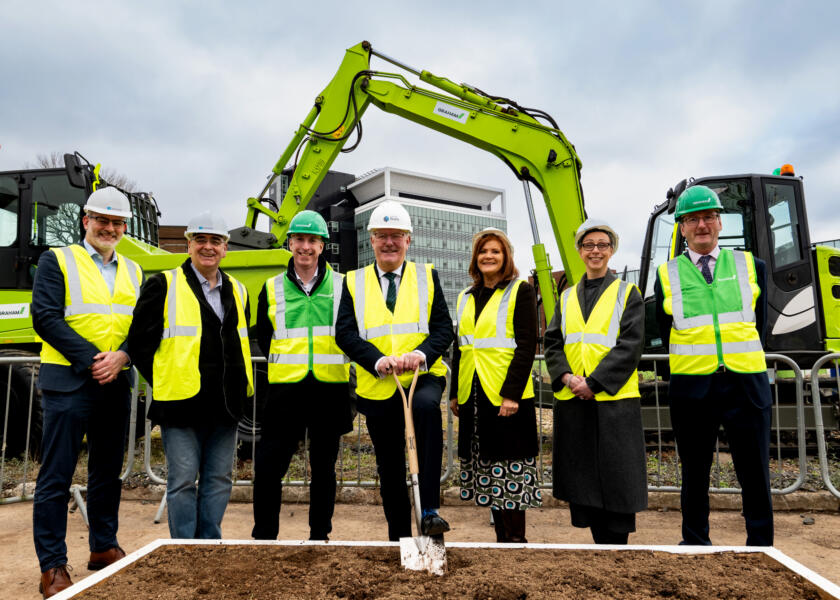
[655,185,773,546]
[251,210,353,541]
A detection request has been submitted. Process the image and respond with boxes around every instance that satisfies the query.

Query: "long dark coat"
[544,271,648,514]
[451,281,539,461]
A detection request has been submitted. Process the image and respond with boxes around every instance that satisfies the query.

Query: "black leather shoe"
[421,514,450,536]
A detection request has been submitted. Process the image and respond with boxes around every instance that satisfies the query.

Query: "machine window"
[765,182,803,268]
[0,176,19,247]
[706,180,751,252]
[644,211,675,298]
[30,175,86,247]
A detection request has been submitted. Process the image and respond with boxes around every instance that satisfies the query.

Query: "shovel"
[393,368,447,576]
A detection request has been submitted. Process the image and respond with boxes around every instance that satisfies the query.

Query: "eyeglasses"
[580,242,612,251]
[682,214,719,226]
[190,235,226,247]
[89,215,127,228]
[372,232,407,242]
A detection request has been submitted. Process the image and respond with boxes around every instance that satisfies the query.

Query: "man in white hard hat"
[336,200,454,541]
[127,212,253,540]
[31,187,144,597]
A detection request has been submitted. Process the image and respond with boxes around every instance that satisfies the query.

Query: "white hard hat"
[575,218,619,252]
[184,212,230,241]
[83,187,132,219]
[367,200,413,233]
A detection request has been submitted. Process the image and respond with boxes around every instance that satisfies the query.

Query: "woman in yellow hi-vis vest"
[450,228,541,543]
[544,220,647,545]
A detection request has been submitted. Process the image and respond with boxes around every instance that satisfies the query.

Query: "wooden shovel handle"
[394,368,421,475]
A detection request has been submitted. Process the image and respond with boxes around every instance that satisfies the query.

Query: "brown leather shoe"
[39,565,72,598]
[87,546,126,570]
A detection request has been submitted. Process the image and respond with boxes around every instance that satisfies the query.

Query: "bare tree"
[28,152,139,192]
[42,202,82,247]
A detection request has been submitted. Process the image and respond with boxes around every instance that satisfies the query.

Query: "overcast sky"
[2,0,839,276]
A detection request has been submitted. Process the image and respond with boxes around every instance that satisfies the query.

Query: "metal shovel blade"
[399,534,447,576]
[394,371,447,576]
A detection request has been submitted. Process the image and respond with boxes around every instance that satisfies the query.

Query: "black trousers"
[670,372,773,546]
[251,378,347,540]
[359,375,445,541]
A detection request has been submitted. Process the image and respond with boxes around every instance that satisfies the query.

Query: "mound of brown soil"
[75,545,825,599]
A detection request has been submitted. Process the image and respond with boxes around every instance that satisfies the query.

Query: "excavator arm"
[246,41,587,322]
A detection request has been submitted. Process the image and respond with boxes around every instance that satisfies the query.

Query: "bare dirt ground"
[4,500,840,599]
[73,546,825,600]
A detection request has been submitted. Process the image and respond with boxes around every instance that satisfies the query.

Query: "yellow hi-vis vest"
[152,268,254,400]
[658,249,765,375]
[40,245,142,366]
[455,280,535,406]
[346,262,447,400]
[554,278,640,401]
[265,268,349,384]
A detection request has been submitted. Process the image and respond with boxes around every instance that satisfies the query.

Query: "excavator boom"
[246,41,588,322]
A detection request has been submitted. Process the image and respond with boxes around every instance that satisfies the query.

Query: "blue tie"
[699,255,714,284]
[384,272,397,312]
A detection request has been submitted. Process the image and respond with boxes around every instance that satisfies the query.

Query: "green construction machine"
[1,41,589,458]
[0,152,289,458]
[5,41,838,459]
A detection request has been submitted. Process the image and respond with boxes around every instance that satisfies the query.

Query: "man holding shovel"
[336,200,453,542]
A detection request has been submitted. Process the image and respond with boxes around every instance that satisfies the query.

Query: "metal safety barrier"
[809,353,840,498]
[144,358,456,523]
[532,353,809,496]
[3,350,838,518]
[0,355,143,527]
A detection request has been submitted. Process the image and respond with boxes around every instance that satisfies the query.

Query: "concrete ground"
[4,490,840,599]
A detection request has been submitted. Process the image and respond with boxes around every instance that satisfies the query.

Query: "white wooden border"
[52,540,840,600]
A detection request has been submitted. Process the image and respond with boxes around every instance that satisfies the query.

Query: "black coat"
[334,261,453,403]
[654,253,771,408]
[544,271,648,512]
[451,281,539,461]
[255,255,353,436]
[31,246,138,393]
[127,258,251,427]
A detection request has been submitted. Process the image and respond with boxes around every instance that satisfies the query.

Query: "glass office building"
[351,168,507,319]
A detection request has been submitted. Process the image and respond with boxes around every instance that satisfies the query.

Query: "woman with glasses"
[544,219,647,544]
[450,228,541,543]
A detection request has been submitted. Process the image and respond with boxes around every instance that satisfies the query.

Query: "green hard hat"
[288,210,329,239]
[675,185,723,219]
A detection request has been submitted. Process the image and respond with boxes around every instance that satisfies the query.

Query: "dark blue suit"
[335,263,453,541]
[655,253,773,546]
[31,247,134,572]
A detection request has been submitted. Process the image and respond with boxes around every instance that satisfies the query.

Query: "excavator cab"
[0,153,161,458]
[638,169,840,366]
[0,153,160,291]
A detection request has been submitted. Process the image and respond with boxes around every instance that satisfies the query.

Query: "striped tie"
[384,272,397,312]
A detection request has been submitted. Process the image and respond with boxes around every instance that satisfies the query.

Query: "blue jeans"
[33,378,130,571]
[160,422,237,539]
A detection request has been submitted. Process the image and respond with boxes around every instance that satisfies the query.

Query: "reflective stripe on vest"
[346,262,446,400]
[554,278,640,401]
[266,270,349,383]
[40,245,142,366]
[153,268,254,400]
[455,280,534,406]
[659,249,766,374]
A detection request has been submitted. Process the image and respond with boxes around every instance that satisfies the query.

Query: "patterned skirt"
[459,399,542,510]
